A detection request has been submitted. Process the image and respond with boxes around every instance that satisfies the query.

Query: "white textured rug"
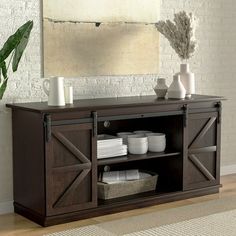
[44,225,116,236]
[45,196,236,236]
[45,210,236,236]
[124,209,236,236]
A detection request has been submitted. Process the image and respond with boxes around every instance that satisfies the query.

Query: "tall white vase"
[167,74,186,99]
[179,63,195,98]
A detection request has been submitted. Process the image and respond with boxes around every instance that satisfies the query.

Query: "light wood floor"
[1,174,236,236]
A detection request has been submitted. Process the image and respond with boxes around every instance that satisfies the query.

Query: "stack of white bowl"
[127,134,148,154]
[146,133,166,152]
[117,132,133,145]
[117,130,166,154]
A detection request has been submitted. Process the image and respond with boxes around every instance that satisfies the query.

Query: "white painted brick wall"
[0,0,236,208]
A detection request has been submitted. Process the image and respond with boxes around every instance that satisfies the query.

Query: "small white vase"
[167,74,186,99]
[179,64,195,98]
[154,78,168,98]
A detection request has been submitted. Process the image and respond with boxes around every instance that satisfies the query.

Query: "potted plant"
[155,11,197,98]
[0,20,33,99]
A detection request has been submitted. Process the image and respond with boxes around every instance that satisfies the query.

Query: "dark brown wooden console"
[7,95,223,226]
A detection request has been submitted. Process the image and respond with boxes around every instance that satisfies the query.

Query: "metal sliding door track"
[97,110,183,122]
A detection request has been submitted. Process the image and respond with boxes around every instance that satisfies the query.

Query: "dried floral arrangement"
[155,11,197,61]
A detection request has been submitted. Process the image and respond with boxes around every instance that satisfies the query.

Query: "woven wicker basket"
[98,172,158,200]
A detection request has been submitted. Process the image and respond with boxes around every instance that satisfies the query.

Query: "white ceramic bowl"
[117,132,133,137]
[128,142,148,154]
[146,133,166,152]
[148,144,166,152]
[133,130,152,135]
[128,134,144,138]
[146,132,165,139]
[117,132,133,144]
[128,135,148,144]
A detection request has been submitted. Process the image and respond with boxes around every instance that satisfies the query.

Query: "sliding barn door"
[183,112,220,191]
[45,122,97,216]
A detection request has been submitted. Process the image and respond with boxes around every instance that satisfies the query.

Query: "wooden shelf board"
[97,151,181,166]
[98,189,181,207]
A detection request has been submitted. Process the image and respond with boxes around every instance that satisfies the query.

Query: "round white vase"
[154,78,168,98]
[179,64,195,98]
[167,74,186,99]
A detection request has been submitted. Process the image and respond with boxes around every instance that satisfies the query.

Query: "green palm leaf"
[0,20,33,65]
[12,21,33,72]
[0,61,7,79]
[0,61,8,99]
[0,20,33,99]
[0,79,8,99]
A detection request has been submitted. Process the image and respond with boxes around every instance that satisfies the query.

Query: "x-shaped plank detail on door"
[188,117,216,181]
[52,132,91,208]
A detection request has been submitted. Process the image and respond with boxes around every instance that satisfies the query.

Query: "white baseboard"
[0,201,13,215]
[221,164,236,176]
